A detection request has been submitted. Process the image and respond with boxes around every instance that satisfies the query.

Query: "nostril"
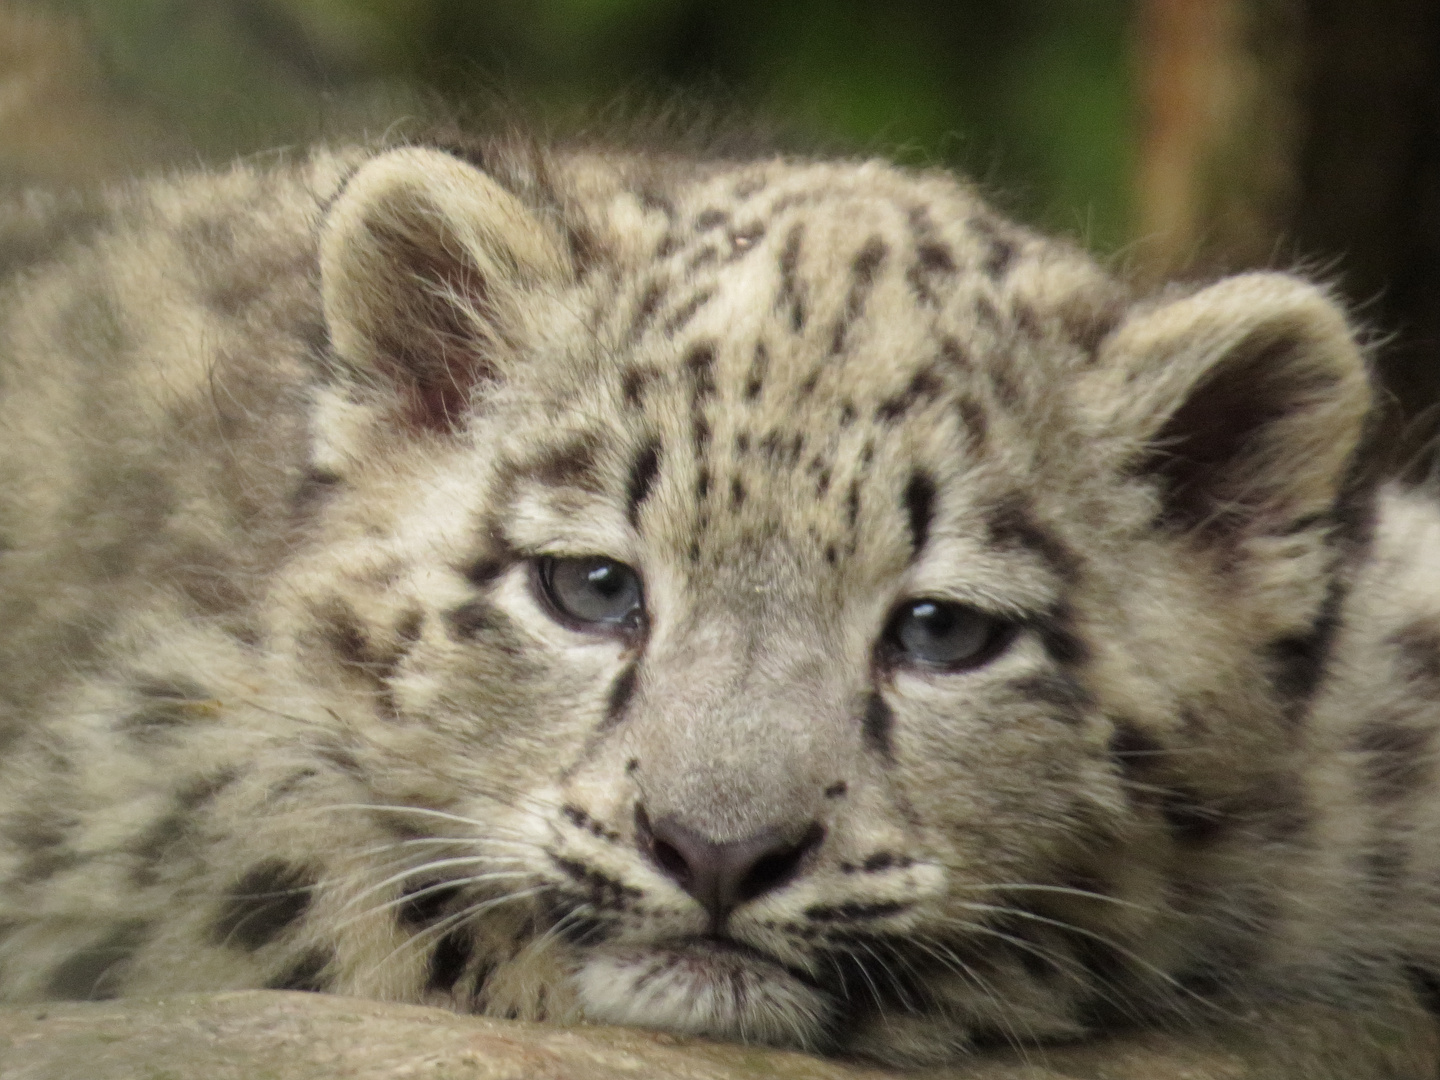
[650,836,691,885]
[736,821,824,903]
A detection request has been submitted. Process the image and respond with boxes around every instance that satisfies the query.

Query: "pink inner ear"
[362,219,500,434]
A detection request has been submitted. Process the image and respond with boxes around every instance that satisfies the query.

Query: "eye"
[537,556,644,632]
[882,599,1013,671]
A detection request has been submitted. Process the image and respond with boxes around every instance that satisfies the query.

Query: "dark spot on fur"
[427,930,473,993]
[629,281,666,341]
[267,947,334,992]
[778,224,806,332]
[695,466,711,500]
[1391,620,1440,686]
[907,241,956,306]
[445,600,520,652]
[825,782,848,799]
[626,441,662,528]
[798,369,820,397]
[862,853,896,873]
[831,237,887,355]
[1353,718,1432,803]
[862,693,894,758]
[692,414,711,455]
[620,364,663,408]
[745,340,769,399]
[903,472,936,559]
[970,217,1017,279]
[1161,787,1229,844]
[399,881,462,928]
[118,677,221,738]
[1266,586,1344,720]
[212,861,317,951]
[875,367,945,424]
[130,770,239,885]
[956,396,989,456]
[664,290,714,337]
[695,208,729,231]
[47,922,151,1000]
[730,475,747,507]
[846,481,861,530]
[1108,720,1164,773]
[685,342,717,401]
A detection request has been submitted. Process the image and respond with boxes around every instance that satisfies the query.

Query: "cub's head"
[287,144,1372,1064]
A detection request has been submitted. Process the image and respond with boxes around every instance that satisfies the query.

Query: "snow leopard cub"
[1,133,1439,1068]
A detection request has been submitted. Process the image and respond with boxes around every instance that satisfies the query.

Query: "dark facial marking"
[47,921,151,1001]
[1006,673,1091,725]
[862,692,895,758]
[903,471,936,559]
[603,663,640,731]
[528,433,605,493]
[1030,607,1090,667]
[830,237,888,355]
[825,781,848,799]
[1352,719,1432,803]
[626,441,662,528]
[875,367,945,424]
[118,677,220,737]
[212,860,318,951]
[695,465,711,500]
[267,947,334,992]
[987,496,1080,583]
[846,480,861,530]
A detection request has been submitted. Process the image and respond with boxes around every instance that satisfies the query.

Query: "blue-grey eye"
[539,557,644,631]
[884,599,1011,670]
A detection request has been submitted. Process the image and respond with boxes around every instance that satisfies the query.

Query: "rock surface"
[0,991,1435,1080]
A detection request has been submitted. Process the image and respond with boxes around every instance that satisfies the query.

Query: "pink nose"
[635,806,824,925]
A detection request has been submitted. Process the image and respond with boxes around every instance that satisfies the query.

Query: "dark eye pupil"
[541,557,643,630]
[889,598,1006,669]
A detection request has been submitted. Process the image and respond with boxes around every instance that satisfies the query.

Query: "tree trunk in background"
[1134,0,1440,458]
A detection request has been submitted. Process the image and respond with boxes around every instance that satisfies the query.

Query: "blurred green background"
[58,0,1133,250]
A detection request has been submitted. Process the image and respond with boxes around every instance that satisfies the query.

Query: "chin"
[571,939,835,1051]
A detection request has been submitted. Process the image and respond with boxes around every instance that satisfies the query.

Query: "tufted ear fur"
[319,147,570,433]
[1081,273,1374,538]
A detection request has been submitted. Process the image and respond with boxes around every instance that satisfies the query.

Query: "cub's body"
[1,137,1438,1067]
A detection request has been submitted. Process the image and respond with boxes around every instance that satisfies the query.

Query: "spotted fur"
[0,134,1437,1067]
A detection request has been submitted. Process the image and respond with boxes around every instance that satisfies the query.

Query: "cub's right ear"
[319,147,570,434]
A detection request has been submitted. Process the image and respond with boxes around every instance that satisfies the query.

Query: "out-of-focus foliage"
[57,0,1132,248]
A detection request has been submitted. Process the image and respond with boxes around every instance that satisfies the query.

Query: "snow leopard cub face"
[265,146,1371,1065]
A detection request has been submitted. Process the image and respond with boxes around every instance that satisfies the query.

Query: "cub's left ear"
[320,147,571,432]
[1080,273,1373,536]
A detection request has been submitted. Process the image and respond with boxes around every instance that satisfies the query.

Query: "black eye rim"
[876,597,1018,673]
[533,554,646,636]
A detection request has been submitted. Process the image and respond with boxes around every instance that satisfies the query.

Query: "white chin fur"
[573,941,834,1050]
